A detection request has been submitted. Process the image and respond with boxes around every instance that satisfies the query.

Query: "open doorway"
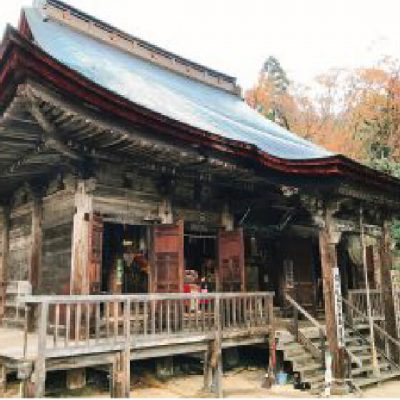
[102,222,149,294]
[184,230,217,295]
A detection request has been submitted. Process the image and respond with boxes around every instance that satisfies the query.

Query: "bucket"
[276,372,288,385]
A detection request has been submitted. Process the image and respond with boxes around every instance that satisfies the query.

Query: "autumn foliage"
[246,57,400,177]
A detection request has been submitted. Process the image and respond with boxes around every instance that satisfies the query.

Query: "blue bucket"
[276,372,288,385]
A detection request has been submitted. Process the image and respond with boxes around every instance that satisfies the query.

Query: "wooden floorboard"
[0,326,269,371]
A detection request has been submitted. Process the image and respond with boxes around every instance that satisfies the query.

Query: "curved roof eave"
[0,23,400,196]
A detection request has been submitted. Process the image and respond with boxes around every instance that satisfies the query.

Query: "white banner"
[333,267,345,348]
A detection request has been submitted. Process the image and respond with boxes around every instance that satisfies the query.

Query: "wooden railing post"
[347,292,353,325]
[123,300,131,398]
[319,328,326,368]
[293,307,299,341]
[267,296,276,385]
[34,301,48,398]
[211,295,223,398]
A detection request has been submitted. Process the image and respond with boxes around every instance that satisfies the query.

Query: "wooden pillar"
[380,220,398,360]
[203,343,213,391]
[211,345,223,398]
[111,351,130,398]
[202,298,223,396]
[33,302,48,398]
[123,300,131,398]
[0,206,9,321]
[319,219,346,390]
[267,296,276,385]
[110,301,131,397]
[29,194,42,294]
[70,180,93,295]
[211,296,223,398]
[68,180,93,389]
[0,363,6,398]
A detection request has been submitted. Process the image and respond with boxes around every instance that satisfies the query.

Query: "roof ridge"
[32,0,242,96]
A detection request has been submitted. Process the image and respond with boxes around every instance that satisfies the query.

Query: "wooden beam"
[28,100,83,162]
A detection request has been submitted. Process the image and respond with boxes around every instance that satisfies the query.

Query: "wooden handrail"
[21,291,275,304]
[285,294,325,332]
[342,296,400,349]
[17,291,275,361]
[348,289,381,295]
[285,294,326,367]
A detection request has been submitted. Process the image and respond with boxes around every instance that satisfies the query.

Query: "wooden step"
[347,344,371,352]
[355,369,400,388]
[281,345,307,357]
[293,362,322,373]
[352,362,390,376]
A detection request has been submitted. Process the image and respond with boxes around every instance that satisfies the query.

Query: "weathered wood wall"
[92,165,221,228]
[40,189,75,295]
[7,203,32,282]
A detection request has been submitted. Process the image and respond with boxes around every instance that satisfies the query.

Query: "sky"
[0,0,399,91]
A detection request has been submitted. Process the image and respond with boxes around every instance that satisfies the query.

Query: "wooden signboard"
[218,228,245,292]
[333,267,345,348]
[150,220,184,293]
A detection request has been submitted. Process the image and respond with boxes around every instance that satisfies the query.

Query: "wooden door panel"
[151,221,184,293]
[218,228,245,292]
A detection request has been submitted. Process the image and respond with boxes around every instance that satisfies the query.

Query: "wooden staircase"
[276,294,400,394]
[277,323,400,393]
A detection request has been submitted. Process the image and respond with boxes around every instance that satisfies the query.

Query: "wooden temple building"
[0,0,400,397]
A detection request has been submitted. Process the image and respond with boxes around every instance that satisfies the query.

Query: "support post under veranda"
[203,296,223,397]
[0,363,6,398]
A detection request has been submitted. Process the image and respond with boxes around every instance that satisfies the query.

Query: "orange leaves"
[245,57,400,167]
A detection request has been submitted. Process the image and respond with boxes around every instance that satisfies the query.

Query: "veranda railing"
[21,292,274,358]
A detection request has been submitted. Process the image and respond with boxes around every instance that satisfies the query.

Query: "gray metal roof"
[24,7,334,160]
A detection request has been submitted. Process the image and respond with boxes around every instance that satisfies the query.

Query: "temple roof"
[23,4,333,161]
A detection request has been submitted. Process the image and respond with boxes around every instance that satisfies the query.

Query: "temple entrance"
[101,222,150,294]
[278,236,321,314]
[249,232,321,315]
[184,229,217,295]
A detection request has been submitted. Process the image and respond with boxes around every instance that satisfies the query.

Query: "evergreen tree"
[262,56,290,94]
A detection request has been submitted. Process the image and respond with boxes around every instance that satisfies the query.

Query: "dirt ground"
[128,369,400,398]
[5,368,400,397]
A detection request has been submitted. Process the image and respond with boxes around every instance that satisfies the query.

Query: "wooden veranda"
[0,291,274,398]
